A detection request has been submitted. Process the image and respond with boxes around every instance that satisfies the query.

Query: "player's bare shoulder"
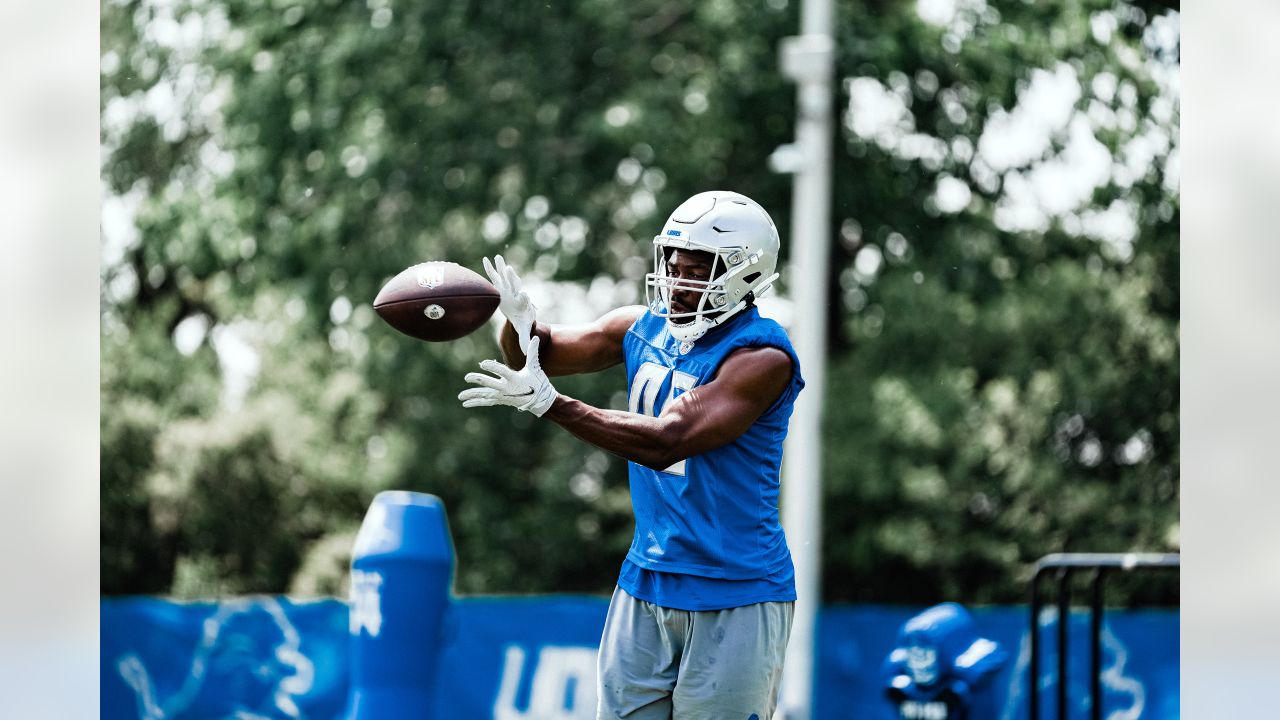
[598,305,648,340]
[541,305,648,376]
[716,345,793,403]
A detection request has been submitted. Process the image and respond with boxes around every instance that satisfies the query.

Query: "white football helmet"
[645,190,781,344]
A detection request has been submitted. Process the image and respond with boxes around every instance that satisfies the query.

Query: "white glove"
[483,254,536,355]
[458,335,557,417]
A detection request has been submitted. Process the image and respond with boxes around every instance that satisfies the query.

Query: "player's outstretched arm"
[483,254,643,377]
[499,305,645,377]
[459,339,792,467]
[542,346,792,470]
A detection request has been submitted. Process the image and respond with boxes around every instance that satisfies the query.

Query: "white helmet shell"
[645,191,781,344]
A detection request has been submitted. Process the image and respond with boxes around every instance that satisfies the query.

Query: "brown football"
[373,262,500,342]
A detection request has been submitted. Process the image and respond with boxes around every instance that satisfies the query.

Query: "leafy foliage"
[101,0,1178,603]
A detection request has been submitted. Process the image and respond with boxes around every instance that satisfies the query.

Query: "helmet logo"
[666,229,683,237]
[906,645,939,685]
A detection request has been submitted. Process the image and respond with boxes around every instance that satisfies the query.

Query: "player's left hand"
[458,335,557,416]
[483,254,536,355]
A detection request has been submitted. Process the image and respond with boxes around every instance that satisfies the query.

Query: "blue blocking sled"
[345,491,455,720]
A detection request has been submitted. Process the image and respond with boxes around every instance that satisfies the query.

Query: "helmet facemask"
[645,240,779,344]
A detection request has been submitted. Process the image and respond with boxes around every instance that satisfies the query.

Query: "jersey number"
[628,362,698,475]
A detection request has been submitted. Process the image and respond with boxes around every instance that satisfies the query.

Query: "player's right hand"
[483,255,536,355]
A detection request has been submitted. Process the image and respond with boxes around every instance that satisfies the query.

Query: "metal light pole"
[770,0,835,717]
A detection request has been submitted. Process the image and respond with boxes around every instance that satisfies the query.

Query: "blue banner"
[101,596,1176,719]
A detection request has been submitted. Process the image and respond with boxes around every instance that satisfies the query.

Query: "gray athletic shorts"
[596,586,794,720]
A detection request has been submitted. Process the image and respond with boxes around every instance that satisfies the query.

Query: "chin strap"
[667,296,757,345]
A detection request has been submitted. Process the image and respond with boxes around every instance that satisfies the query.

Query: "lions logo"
[117,597,314,719]
[905,644,940,686]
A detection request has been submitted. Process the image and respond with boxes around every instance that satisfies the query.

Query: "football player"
[460,190,804,719]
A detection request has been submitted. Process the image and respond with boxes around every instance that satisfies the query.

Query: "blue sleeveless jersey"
[620,304,804,584]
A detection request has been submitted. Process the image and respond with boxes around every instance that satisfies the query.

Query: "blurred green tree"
[822,0,1179,602]
[101,0,1177,603]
